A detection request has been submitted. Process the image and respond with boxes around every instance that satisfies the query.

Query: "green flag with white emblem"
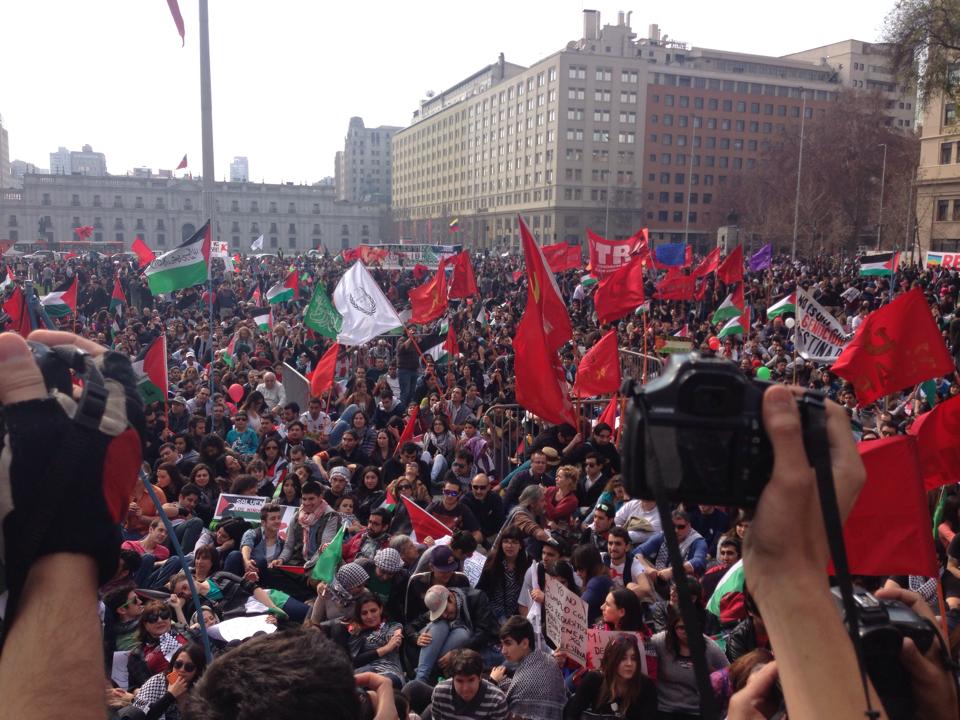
[303,282,343,339]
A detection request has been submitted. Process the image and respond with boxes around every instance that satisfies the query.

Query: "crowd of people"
[1,243,959,720]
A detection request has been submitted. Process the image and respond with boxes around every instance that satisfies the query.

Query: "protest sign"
[212,494,297,539]
[587,229,645,277]
[584,629,648,673]
[795,288,851,362]
[926,251,960,269]
[463,552,486,588]
[544,574,588,666]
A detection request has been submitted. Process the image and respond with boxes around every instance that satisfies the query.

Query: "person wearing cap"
[408,585,475,682]
[167,395,190,434]
[415,531,479,575]
[404,545,470,623]
[356,547,410,623]
[502,451,554,508]
[323,465,352,507]
[310,561,370,623]
[580,501,615,554]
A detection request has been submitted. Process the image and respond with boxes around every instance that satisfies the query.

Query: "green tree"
[883,0,960,105]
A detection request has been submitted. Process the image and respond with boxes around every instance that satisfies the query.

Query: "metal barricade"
[618,349,665,383]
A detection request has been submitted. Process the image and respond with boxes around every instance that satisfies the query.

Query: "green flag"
[310,524,345,583]
[304,283,343,339]
[932,488,948,541]
[920,379,939,408]
[706,559,744,616]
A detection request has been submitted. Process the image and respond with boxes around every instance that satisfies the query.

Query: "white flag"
[332,262,403,346]
[251,234,264,252]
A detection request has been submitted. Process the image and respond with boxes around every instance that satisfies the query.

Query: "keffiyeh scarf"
[506,650,566,720]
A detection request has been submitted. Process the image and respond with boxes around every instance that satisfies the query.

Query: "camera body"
[621,352,777,506]
[832,586,934,720]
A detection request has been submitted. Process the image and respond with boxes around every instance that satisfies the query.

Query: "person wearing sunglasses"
[424,479,483,546]
[635,510,708,599]
[461,473,505,546]
[131,642,207,720]
[127,600,189,691]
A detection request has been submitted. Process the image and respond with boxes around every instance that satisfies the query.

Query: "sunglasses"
[674,524,688,530]
[145,610,172,623]
[442,489,459,497]
[120,595,143,609]
[173,660,196,672]
[398,484,412,491]
[471,484,489,490]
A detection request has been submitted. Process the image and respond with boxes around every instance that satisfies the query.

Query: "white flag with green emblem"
[332,262,403,346]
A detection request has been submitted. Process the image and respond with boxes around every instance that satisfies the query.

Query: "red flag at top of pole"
[74,225,94,240]
[309,342,339,398]
[444,321,458,358]
[394,405,420,455]
[447,251,478,298]
[593,255,646,325]
[167,0,185,45]
[832,288,953,406]
[597,393,619,428]
[176,154,188,170]
[408,260,448,324]
[692,247,721,279]
[131,236,156,265]
[717,245,744,285]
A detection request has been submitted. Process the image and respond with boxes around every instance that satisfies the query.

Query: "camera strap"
[800,394,880,718]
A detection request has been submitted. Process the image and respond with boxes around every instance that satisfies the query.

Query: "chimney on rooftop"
[649,24,660,43]
[583,9,600,41]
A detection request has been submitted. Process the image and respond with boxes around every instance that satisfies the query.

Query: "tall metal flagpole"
[199,0,217,398]
[876,143,888,251]
[791,90,806,262]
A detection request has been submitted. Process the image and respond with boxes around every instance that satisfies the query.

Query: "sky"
[3,1,895,184]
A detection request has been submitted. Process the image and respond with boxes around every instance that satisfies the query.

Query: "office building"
[230,156,249,183]
[915,93,960,254]
[49,144,107,176]
[0,115,9,189]
[335,117,401,203]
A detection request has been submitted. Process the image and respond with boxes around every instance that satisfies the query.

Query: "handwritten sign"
[584,629,648,674]
[795,288,851,362]
[463,552,486,588]
[544,574,588,666]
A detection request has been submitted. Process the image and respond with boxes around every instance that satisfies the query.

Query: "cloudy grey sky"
[3,1,894,184]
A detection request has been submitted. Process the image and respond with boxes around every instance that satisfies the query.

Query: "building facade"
[0,173,389,254]
[915,93,960,255]
[0,115,9,189]
[335,117,401,204]
[49,144,107,176]
[230,156,249,183]
[392,11,917,251]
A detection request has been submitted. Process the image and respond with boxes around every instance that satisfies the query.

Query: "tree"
[883,0,960,106]
[717,91,919,254]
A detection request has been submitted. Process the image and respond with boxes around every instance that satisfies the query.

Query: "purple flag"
[748,243,772,271]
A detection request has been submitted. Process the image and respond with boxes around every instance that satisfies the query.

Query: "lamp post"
[683,115,698,247]
[876,143,887,250]
[791,90,806,261]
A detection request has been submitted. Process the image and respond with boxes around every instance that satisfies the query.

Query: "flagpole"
[404,325,446,394]
[642,312,648,385]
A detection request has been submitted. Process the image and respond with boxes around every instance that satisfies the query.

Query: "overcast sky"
[3,1,894,184]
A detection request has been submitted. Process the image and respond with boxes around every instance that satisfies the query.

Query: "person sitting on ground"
[404,546,470,623]
[131,642,207,720]
[349,591,405,689]
[409,585,477,682]
[489,616,566,720]
[430,648,508,720]
[310,561,371,624]
[563,634,657,720]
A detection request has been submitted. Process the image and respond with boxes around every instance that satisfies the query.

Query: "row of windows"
[654,96,815,119]
[40,194,328,215]
[646,172,723,187]
[653,135,764,151]
[652,73,834,100]
[650,153,757,170]
[935,199,960,222]
[649,210,708,223]
[568,66,640,84]
[650,191,714,204]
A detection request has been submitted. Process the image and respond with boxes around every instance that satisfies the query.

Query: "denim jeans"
[398,368,418,408]
[415,620,472,680]
[329,404,360,447]
[134,554,184,590]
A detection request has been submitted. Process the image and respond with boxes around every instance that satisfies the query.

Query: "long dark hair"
[606,588,644,632]
[598,634,647,714]
[170,642,207,687]
[478,526,531,591]
[351,592,384,633]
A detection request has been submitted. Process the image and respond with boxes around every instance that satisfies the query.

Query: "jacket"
[277,507,341,566]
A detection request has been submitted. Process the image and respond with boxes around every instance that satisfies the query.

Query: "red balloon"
[228,383,244,403]
[708,336,720,351]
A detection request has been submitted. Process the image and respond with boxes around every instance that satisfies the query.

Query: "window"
[665,95,675,107]
[937,199,950,221]
[568,65,586,79]
[71,194,80,206]
[41,193,51,206]
[621,70,638,83]
[659,192,670,202]
[618,132,636,144]
[568,88,585,100]
[941,143,953,165]
[566,128,584,141]
[231,200,240,211]
[93,195,102,207]
[658,211,668,222]
[114,195,123,208]
[270,236,278,248]
[567,108,584,120]
[594,89,611,102]
[673,211,683,222]
[674,192,684,203]
[619,111,636,123]
[595,67,612,82]
[954,200,960,222]
[620,91,637,103]
[593,109,610,122]
[184,198,193,210]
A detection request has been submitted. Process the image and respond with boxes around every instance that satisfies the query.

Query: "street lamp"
[791,90,806,262]
[876,143,887,251]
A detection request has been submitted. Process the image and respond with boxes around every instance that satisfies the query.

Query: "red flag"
[684,245,694,267]
[283,270,299,299]
[541,242,582,273]
[655,268,696,301]
[448,251,478,298]
[716,245,744,285]
[395,405,420,453]
[176,153,188,170]
[519,217,572,351]
[908,395,960,490]
[3,287,30,338]
[74,225,94,240]
[593,256,646,324]
[573,330,621,398]
[512,270,523,283]
[111,275,127,309]
[514,306,577,427]
[598,393,619,428]
[132,236,156,265]
[445,321,458,358]
[342,247,361,263]
[588,228,648,277]
[837,436,938,576]
[309,342,339,398]
[401,495,453,542]
[412,263,430,282]
[832,288,953,406]
[408,262,448,324]
[167,0,185,45]
[692,247,721,279]
[251,287,262,305]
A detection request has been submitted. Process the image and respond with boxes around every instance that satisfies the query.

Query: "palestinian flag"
[706,559,745,617]
[0,266,14,292]
[266,270,298,304]
[41,277,78,318]
[222,333,238,368]
[110,276,127,314]
[711,292,743,324]
[255,309,273,332]
[766,293,796,319]
[580,274,599,289]
[144,221,211,295]
[424,322,452,363]
[132,335,168,405]
[718,306,750,338]
[859,251,899,276]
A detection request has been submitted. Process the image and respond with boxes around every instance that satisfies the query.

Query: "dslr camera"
[621,352,799,506]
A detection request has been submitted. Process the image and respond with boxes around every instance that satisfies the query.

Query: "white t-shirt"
[615,499,662,544]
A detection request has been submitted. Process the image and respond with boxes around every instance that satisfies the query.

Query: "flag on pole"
[396,405,420,450]
[310,524,345,583]
[74,225,94,240]
[303,283,343,339]
[0,266,14,293]
[908,395,960,490]
[110,276,127,314]
[409,261,449,324]
[444,321,458,358]
[718,306,750,338]
[309,342,340,398]
[711,291,744,324]
[597,394,619,428]
[447,251,479,299]
[573,330,621,398]
[748,244,773,272]
[717,245,744,285]
[254,310,273,332]
[266,270,298,304]
[832,288,953,405]
[859,251,900,276]
[593,255,646,325]
[401,496,453,543]
[40,277,78,318]
[144,221,211,295]
[766,293,796,319]
[167,0,185,45]
[691,247,721,279]
[448,218,460,233]
[133,335,168,405]
[706,559,745,616]
[132,236,156,265]
[332,262,403,345]
[251,234,264,252]
[3,287,31,338]
[176,153,188,170]
[654,243,687,266]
